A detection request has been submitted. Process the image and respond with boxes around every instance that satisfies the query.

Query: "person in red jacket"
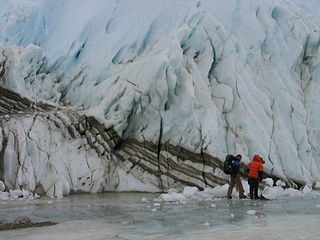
[247,154,265,199]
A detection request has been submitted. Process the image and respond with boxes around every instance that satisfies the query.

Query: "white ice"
[0,0,320,195]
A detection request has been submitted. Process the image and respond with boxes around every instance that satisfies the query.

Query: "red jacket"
[247,154,264,178]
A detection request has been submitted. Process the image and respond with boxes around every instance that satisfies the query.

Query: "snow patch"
[0,189,38,201]
[262,178,274,187]
[247,210,256,215]
[276,180,286,187]
[0,181,5,192]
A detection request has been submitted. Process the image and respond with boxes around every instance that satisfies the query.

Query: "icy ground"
[0,192,320,240]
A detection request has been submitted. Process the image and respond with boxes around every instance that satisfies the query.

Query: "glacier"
[0,0,320,197]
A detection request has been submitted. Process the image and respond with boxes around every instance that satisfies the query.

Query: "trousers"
[248,177,260,199]
[227,173,245,197]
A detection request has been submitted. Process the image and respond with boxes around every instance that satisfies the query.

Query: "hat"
[253,154,264,163]
[235,154,242,161]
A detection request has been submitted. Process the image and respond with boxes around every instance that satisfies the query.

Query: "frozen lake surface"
[0,193,320,240]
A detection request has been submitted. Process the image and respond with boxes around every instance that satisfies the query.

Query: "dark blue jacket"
[231,160,240,177]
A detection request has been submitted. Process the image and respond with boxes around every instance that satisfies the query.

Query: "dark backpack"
[223,154,235,175]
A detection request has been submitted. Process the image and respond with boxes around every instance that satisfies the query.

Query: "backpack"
[223,154,235,175]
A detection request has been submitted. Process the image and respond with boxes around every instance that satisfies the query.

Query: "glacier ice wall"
[0,0,320,193]
[0,86,228,196]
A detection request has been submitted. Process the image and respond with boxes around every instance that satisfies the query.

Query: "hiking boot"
[239,195,247,199]
[227,196,232,199]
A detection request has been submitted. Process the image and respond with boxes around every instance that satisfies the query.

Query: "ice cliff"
[0,0,320,197]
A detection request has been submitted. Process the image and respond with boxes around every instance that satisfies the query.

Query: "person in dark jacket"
[227,154,246,199]
[247,154,265,199]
